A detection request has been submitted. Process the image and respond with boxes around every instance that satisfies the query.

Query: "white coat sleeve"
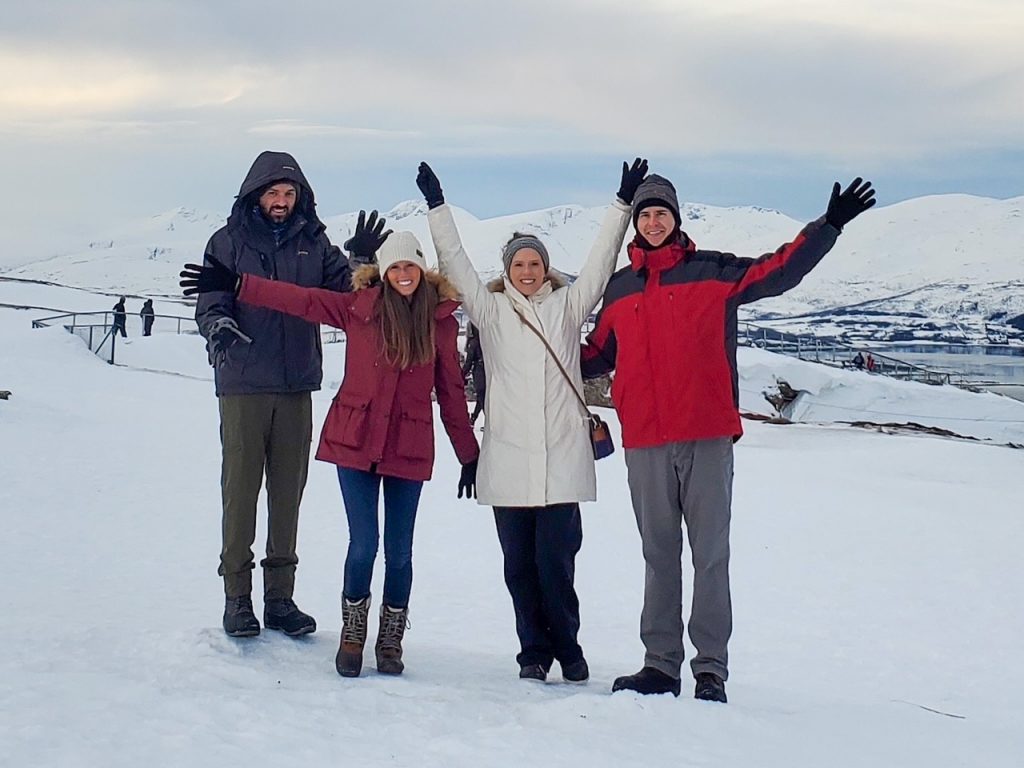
[427,204,499,327]
[564,199,631,328]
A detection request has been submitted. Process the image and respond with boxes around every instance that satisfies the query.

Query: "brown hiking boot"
[335,595,370,678]
[375,604,409,675]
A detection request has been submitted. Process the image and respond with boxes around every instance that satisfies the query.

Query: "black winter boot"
[336,596,371,678]
[519,663,548,682]
[694,672,727,703]
[611,666,681,697]
[561,658,590,684]
[375,604,409,675]
[264,597,316,637]
[223,596,260,638]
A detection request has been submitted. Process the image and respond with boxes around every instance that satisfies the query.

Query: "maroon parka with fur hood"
[237,265,479,481]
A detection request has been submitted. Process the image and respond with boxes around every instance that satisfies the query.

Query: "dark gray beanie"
[632,174,680,226]
[501,234,550,274]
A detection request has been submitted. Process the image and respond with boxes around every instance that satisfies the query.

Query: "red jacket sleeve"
[238,274,352,329]
[727,217,840,304]
[433,314,480,466]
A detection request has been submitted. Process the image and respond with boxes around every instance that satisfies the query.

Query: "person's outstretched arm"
[726,178,875,304]
[181,259,354,330]
[418,163,500,328]
[564,159,645,327]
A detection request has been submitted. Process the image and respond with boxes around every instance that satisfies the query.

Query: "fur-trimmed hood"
[486,270,567,294]
[351,263,459,301]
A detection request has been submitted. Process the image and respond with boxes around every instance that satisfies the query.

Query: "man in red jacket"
[583,173,875,702]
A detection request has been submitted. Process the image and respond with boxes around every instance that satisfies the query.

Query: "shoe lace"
[268,597,297,614]
[228,596,254,612]
[377,608,410,652]
[341,600,368,643]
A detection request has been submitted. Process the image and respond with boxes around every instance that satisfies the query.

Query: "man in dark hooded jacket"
[196,151,354,639]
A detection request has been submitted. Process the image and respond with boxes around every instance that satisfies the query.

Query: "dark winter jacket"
[582,218,840,447]
[237,265,480,482]
[462,326,485,381]
[195,151,352,396]
[113,300,127,328]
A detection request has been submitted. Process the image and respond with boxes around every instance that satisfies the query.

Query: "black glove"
[458,458,478,499]
[344,210,393,264]
[179,259,239,296]
[617,157,649,204]
[416,162,445,209]
[207,316,252,368]
[825,177,876,230]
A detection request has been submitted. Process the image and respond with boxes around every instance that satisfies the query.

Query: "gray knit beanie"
[632,174,680,226]
[501,234,550,274]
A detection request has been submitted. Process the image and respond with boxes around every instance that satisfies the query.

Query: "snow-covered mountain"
[3,194,1022,342]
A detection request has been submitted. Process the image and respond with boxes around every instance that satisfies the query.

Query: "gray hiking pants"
[218,392,313,600]
[624,438,733,681]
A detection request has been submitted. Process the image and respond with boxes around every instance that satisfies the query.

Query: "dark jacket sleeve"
[433,315,480,466]
[461,335,481,377]
[581,292,617,378]
[724,217,840,305]
[319,237,353,292]
[195,232,238,340]
[237,274,352,330]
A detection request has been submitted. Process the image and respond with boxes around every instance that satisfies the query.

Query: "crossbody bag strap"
[511,306,591,417]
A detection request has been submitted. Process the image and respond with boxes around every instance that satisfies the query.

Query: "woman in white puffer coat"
[416,159,647,684]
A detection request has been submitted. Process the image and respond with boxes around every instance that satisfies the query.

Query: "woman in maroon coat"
[181,226,478,679]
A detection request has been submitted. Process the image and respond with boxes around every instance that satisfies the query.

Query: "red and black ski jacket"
[582,217,840,448]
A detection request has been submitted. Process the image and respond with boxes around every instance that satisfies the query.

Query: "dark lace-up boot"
[264,597,316,637]
[336,596,371,677]
[223,596,260,638]
[375,604,410,675]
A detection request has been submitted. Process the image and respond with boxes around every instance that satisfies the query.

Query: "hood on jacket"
[628,232,695,273]
[486,270,567,294]
[228,151,324,235]
[351,263,460,303]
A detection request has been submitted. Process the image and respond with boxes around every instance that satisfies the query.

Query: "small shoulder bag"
[513,309,615,460]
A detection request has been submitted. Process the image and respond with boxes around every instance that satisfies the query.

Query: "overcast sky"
[3,0,1023,251]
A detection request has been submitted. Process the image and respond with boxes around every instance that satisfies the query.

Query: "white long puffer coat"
[427,200,631,507]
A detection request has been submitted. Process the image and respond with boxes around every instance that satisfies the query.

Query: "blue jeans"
[337,466,423,608]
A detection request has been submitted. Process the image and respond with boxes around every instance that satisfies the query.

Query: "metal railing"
[32,310,198,365]
[738,321,953,385]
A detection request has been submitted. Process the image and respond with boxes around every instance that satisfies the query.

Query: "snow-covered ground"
[2,288,1023,767]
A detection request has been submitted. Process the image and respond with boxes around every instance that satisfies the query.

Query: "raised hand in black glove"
[344,210,393,264]
[617,157,649,204]
[825,177,876,230]
[179,259,239,296]
[416,162,445,209]
[458,458,478,499]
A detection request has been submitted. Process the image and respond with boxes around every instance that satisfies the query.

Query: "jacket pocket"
[327,391,371,449]
[395,411,433,460]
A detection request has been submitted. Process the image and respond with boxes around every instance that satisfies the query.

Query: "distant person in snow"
[112,297,128,338]
[852,351,865,370]
[461,323,487,425]
[582,174,876,703]
[187,151,354,641]
[865,352,877,372]
[182,226,479,679]
[140,299,155,336]
[418,158,646,684]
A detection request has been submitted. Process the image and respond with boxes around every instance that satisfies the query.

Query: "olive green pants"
[218,392,313,600]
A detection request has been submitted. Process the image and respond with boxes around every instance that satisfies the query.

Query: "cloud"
[247,120,420,139]
[1,0,1022,248]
